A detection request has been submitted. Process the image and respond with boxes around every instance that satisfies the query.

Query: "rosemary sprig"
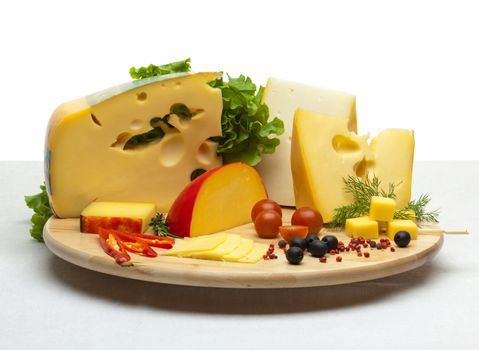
[149,213,181,238]
[329,175,439,228]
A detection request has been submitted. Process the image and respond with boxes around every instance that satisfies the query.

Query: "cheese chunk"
[387,219,418,240]
[255,78,357,206]
[345,216,379,239]
[189,234,242,260]
[369,196,396,222]
[369,129,415,210]
[291,109,370,222]
[46,72,223,218]
[164,233,227,257]
[80,201,156,233]
[291,108,414,222]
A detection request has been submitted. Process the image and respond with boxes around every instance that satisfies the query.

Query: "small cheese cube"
[345,216,379,239]
[369,196,396,222]
[387,220,418,240]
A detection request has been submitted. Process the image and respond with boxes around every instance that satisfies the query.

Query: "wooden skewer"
[418,228,469,235]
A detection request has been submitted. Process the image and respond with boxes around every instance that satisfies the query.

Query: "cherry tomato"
[291,207,323,234]
[251,199,282,221]
[254,209,282,238]
[279,225,309,243]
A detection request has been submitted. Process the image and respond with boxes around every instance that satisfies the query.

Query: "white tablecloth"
[1,161,477,349]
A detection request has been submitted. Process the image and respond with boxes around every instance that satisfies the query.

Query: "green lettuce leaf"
[24,183,53,242]
[129,58,191,79]
[208,75,284,166]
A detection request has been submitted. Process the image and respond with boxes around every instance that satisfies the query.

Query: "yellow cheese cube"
[369,196,396,222]
[345,217,379,239]
[387,220,418,240]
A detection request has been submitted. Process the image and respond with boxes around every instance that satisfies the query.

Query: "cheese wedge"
[291,108,414,222]
[46,72,223,218]
[255,78,357,206]
[189,234,242,260]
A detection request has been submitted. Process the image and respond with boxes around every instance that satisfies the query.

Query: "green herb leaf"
[24,183,53,242]
[329,175,439,228]
[149,213,180,238]
[129,58,191,79]
[208,74,284,166]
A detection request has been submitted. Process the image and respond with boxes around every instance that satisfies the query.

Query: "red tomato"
[251,199,282,221]
[291,207,324,234]
[279,225,309,243]
[254,209,282,238]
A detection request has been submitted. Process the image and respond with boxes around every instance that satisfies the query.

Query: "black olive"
[394,231,411,248]
[321,235,339,250]
[308,240,328,258]
[290,237,307,251]
[286,246,304,265]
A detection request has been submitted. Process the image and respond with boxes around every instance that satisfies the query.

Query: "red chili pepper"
[98,227,131,264]
[114,231,158,257]
[106,230,174,249]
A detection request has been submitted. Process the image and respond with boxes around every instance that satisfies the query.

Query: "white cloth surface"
[1,161,477,349]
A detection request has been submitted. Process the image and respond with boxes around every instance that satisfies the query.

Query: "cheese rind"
[256,78,357,206]
[46,72,223,218]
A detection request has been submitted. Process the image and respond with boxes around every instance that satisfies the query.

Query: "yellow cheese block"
[223,238,255,261]
[80,201,156,233]
[256,78,357,206]
[46,72,223,218]
[237,243,269,264]
[291,108,414,222]
[189,234,242,260]
[164,233,227,257]
[345,216,379,239]
[369,196,396,222]
[387,220,418,240]
[291,109,371,222]
[368,129,415,210]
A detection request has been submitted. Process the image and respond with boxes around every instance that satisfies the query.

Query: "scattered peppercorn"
[278,240,287,248]
[390,247,396,252]
[370,240,377,248]
[364,252,370,258]
[320,257,327,263]
[336,256,342,262]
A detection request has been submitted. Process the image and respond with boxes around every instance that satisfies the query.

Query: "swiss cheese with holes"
[291,108,414,222]
[46,72,223,218]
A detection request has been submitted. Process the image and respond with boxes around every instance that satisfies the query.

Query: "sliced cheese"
[223,238,255,261]
[237,243,269,264]
[189,234,242,260]
[164,233,227,257]
[255,78,357,206]
[291,108,414,222]
[46,72,223,218]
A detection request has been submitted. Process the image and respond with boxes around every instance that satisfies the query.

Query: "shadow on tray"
[47,255,447,315]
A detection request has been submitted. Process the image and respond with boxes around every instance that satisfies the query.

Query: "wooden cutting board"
[43,209,443,288]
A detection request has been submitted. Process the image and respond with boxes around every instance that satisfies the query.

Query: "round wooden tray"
[43,210,443,289]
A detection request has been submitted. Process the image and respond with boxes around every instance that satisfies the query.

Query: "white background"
[1,0,478,160]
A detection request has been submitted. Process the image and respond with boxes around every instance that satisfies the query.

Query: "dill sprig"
[329,175,439,228]
[149,213,180,238]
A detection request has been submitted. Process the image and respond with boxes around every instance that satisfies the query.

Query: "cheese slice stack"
[46,72,223,218]
[255,78,357,206]
[291,108,414,222]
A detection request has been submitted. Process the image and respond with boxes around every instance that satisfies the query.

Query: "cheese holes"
[354,158,375,177]
[129,119,143,131]
[197,140,217,165]
[110,132,133,149]
[158,134,185,167]
[137,92,147,102]
[90,114,102,127]
[332,135,360,153]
